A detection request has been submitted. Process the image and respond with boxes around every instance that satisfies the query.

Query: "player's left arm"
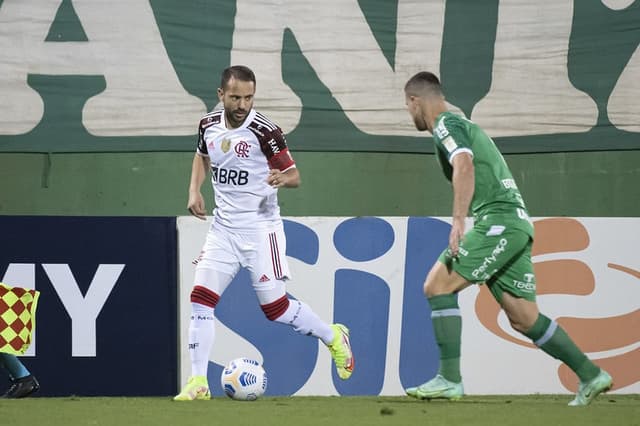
[449,151,474,256]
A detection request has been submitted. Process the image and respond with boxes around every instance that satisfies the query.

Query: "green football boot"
[568,369,612,406]
[406,374,464,401]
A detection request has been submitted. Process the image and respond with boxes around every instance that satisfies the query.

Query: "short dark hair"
[404,71,443,98]
[220,65,256,90]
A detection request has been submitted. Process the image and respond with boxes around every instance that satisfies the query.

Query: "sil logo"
[474,217,639,392]
[234,141,250,158]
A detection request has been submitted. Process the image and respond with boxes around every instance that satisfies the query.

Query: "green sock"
[525,314,600,383]
[428,294,462,383]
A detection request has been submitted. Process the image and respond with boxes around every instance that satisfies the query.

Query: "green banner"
[0,0,639,153]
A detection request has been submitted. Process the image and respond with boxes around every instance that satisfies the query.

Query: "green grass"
[1,395,638,426]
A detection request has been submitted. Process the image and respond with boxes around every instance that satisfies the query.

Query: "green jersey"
[432,111,533,235]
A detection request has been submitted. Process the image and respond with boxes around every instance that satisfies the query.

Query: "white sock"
[273,299,334,344]
[188,302,215,378]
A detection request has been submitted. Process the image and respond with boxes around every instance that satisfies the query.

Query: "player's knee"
[425,280,452,298]
[424,279,443,297]
[424,272,440,297]
[190,285,220,308]
[261,296,290,321]
[424,262,466,297]
[424,282,435,297]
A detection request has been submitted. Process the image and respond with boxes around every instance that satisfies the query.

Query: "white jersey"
[196,108,296,230]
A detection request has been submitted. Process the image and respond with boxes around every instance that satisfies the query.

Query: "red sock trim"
[261,296,290,321]
[190,285,220,308]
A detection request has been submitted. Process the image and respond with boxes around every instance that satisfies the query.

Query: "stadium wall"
[1,0,639,398]
[0,150,639,217]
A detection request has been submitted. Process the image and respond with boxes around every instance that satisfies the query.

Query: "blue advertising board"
[176,216,454,396]
[0,216,177,396]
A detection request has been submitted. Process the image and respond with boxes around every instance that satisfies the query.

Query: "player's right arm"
[434,115,475,256]
[187,153,209,220]
[449,152,474,256]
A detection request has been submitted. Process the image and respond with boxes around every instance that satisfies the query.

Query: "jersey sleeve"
[197,114,221,156]
[269,148,295,171]
[261,126,296,171]
[433,116,473,164]
[196,117,209,156]
[196,127,208,156]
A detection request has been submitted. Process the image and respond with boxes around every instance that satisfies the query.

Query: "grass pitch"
[1,395,638,426]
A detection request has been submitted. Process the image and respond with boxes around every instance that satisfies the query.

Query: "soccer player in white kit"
[175,66,354,401]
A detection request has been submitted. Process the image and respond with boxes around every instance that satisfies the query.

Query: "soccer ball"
[220,357,267,401]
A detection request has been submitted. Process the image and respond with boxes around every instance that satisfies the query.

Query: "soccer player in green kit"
[402,71,612,406]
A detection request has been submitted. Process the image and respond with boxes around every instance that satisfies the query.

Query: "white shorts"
[193,220,291,302]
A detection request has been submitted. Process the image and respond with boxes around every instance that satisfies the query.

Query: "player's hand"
[187,191,207,220]
[448,217,466,257]
[267,169,286,188]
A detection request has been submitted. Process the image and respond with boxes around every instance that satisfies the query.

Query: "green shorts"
[438,220,536,302]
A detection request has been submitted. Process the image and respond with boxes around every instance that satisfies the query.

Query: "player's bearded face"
[219,77,256,128]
